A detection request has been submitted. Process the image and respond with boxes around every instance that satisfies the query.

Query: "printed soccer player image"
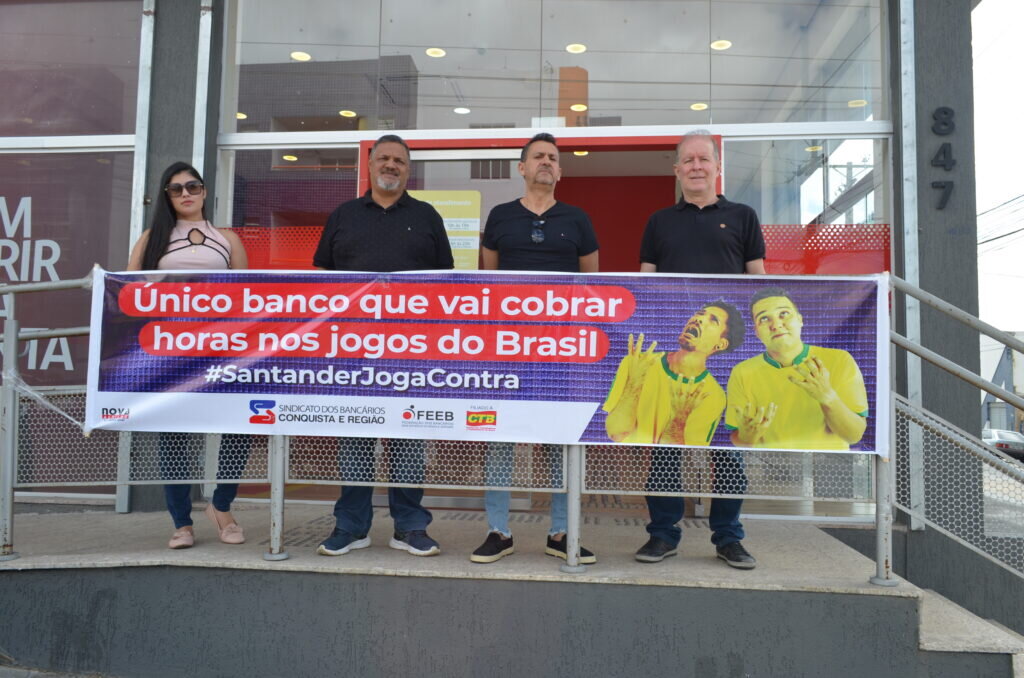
[725,287,869,451]
[603,301,745,446]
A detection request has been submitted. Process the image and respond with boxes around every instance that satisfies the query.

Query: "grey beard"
[375,175,401,191]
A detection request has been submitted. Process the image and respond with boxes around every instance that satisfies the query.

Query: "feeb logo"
[249,399,276,424]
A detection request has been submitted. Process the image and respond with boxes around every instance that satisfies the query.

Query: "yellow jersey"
[724,344,869,451]
[603,353,726,446]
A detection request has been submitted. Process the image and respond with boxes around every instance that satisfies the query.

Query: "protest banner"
[86,269,889,456]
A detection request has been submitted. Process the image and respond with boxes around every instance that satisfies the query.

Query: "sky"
[973,0,1024,331]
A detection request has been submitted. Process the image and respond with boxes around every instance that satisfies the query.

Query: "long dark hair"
[141,161,208,270]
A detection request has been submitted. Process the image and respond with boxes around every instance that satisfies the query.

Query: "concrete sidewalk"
[2,501,904,596]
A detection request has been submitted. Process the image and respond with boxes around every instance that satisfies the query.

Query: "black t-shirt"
[312,191,455,272]
[481,199,599,272]
[639,195,765,274]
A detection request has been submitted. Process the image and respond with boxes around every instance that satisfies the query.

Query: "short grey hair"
[676,129,720,163]
[369,134,411,160]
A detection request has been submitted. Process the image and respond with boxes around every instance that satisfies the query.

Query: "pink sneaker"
[205,503,245,544]
[168,527,194,549]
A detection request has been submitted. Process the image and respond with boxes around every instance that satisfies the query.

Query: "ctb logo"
[249,399,276,424]
[466,410,497,427]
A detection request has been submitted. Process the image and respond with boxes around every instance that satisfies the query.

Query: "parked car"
[981,429,1024,462]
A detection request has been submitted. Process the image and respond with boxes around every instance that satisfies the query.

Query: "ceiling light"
[282,155,298,162]
[710,39,733,51]
[805,145,823,152]
[338,110,357,117]
[690,102,709,111]
[570,103,588,112]
[290,51,312,62]
[573,151,589,157]
[565,43,587,54]
[425,47,447,58]
[453,107,471,115]
[236,112,248,120]
[847,99,868,108]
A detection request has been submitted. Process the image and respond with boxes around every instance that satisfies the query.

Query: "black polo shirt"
[481,199,599,272]
[313,191,455,272]
[639,195,765,274]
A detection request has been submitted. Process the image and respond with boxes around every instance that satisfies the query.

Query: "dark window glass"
[0,0,142,136]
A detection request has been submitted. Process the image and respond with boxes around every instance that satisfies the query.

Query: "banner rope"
[4,371,86,431]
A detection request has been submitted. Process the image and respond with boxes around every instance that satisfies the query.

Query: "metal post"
[114,432,132,513]
[0,295,20,561]
[560,444,586,574]
[870,415,898,586]
[264,434,289,561]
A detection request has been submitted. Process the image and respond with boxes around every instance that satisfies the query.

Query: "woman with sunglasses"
[128,161,250,549]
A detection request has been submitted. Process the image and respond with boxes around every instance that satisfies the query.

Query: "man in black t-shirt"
[471,133,599,565]
[635,131,765,570]
[312,134,454,559]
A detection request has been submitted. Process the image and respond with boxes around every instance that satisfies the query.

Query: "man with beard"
[602,303,750,567]
[313,134,453,558]
[469,132,600,565]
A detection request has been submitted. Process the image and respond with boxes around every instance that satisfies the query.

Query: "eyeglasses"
[531,219,545,244]
[164,180,204,197]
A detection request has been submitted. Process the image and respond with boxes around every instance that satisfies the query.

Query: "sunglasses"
[531,219,545,244]
[164,180,204,197]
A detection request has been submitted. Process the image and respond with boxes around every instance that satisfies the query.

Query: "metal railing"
[890,275,1024,580]
[0,272,904,581]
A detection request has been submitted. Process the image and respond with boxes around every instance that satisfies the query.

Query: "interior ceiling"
[238,0,883,194]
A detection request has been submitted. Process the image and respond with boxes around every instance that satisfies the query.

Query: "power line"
[978,226,1024,246]
[977,193,1024,217]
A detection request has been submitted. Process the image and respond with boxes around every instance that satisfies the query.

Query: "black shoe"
[470,532,515,563]
[635,537,678,563]
[389,529,441,556]
[316,528,370,556]
[716,541,757,569]
[544,535,597,564]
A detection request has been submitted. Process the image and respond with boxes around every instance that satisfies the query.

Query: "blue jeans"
[333,437,431,536]
[161,433,252,529]
[644,446,748,547]
[484,443,566,537]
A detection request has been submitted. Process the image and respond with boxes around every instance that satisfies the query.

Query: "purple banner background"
[96,271,880,450]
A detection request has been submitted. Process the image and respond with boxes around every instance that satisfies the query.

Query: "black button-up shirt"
[639,195,765,274]
[313,191,455,272]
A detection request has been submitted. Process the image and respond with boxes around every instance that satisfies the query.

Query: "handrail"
[0,272,93,296]
[894,393,1024,483]
[890,331,1024,412]
[891,275,1024,356]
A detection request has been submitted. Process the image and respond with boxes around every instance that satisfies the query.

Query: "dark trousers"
[332,437,431,536]
[644,446,748,547]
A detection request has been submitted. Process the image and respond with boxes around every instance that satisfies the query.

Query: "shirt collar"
[674,194,731,211]
[660,354,709,383]
[360,190,410,209]
[761,343,810,368]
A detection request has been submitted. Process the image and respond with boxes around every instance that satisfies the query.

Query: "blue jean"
[161,433,252,529]
[644,446,748,547]
[333,437,431,536]
[484,442,566,537]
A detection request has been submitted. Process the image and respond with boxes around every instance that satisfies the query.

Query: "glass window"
[221,0,886,132]
[0,1,142,136]
[0,152,134,386]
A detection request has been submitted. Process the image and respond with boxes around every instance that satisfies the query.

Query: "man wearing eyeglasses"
[471,133,599,565]
[312,134,454,559]
[633,130,766,570]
